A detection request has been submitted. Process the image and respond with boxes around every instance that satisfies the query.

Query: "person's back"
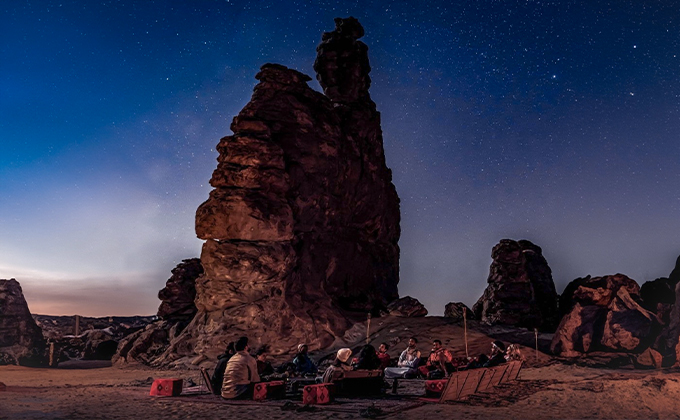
[292,345,317,375]
[356,345,381,370]
[221,337,260,399]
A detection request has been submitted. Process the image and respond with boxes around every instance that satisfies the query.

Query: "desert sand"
[3,360,680,419]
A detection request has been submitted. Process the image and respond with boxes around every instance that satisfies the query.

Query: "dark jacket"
[211,352,233,395]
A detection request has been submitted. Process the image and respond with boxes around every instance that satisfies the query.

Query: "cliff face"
[162,17,400,362]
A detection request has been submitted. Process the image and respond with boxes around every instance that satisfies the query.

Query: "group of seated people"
[211,335,522,399]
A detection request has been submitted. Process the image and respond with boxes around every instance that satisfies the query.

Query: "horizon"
[2,1,679,317]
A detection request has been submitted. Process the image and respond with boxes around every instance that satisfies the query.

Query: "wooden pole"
[366,313,371,344]
[534,328,539,361]
[49,342,55,367]
[75,315,80,336]
[463,307,469,359]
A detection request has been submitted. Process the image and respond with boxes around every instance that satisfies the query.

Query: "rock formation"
[551,274,661,357]
[444,302,474,321]
[472,239,559,331]
[386,297,427,317]
[157,258,202,321]
[113,259,202,365]
[0,279,45,366]
[120,17,400,366]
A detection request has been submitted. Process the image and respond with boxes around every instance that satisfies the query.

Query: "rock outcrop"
[0,279,45,366]
[386,297,427,317]
[472,239,559,331]
[551,274,661,357]
[119,17,400,366]
[113,259,202,366]
[157,258,202,321]
[444,302,474,321]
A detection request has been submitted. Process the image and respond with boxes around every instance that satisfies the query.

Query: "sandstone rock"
[113,259,200,365]
[386,297,428,317]
[551,274,661,358]
[550,303,605,357]
[157,258,202,321]
[119,18,400,366]
[635,348,663,369]
[559,274,640,315]
[640,277,676,327]
[113,321,173,366]
[0,279,45,366]
[444,302,474,321]
[472,239,559,331]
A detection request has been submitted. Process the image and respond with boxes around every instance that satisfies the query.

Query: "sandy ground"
[3,361,680,420]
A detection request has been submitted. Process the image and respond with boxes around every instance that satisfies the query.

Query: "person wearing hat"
[292,343,318,376]
[322,348,353,383]
[221,337,260,399]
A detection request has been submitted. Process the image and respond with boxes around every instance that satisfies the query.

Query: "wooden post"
[49,342,55,367]
[366,313,372,344]
[75,315,80,336]
[463,307,469,359]
[534,328,539,361]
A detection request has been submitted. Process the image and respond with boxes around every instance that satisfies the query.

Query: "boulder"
[386,297,428,317]
[0,279,46,366]
[551,274,661,357]
[444,302,474,321]
[634,348,663,369]
[117,18,401,366]
[472,239,559,331]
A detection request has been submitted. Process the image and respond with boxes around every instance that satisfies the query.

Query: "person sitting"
[504,343,523,361]
[210,341,235,395]
[376,342,391,370]
[485,340,507,367]
[221,337,260,399]
[354,344,381,370]
[292,344,317,376]
[465,340,507,370]
[384,337,421,379]
[419,339,454,378]
[255,345,275,378]
[322,348,353,383]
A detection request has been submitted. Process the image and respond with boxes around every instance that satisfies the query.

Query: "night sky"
[2,1,679,316]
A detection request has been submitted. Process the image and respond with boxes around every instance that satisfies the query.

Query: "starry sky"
[2,0,679,316]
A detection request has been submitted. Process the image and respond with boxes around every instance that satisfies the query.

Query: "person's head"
[297,344,308,355]
[225,341,236,355]
[359,344,376,358]
[337,348,352,364]
[408,337,418,348]
[492,340,506,354]
[378,343,389,353]
[256,345,269,362]
[235,336,249,352]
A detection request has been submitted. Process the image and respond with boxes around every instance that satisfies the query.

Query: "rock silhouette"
[444,302,474,321]
[0,279,45,366]
[145,17,400,365]
[473,239,559,331]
